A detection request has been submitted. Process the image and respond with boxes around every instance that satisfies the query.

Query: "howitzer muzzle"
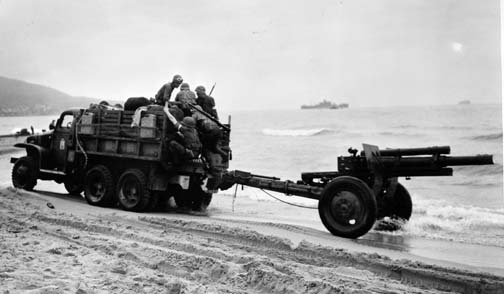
[441,155,494,166]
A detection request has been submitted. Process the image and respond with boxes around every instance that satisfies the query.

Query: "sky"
[0,0,501,110]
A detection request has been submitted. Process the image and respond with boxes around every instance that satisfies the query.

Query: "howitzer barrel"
[379,154,493,168]
[378,146,450,156]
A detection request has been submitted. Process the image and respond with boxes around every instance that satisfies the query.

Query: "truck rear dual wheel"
[12,156,38,191]
[84,165,115,206]
[117,169,151,212]
[318,176,377,239]
[174,185,212,212]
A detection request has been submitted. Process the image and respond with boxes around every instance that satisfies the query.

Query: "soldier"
[175,82,197,116]
[163,105,202,162]
[154,74,184,106]
[195,86,218,120]
[175,83,197,105]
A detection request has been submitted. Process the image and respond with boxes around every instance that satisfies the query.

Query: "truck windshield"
[59,114,74,129]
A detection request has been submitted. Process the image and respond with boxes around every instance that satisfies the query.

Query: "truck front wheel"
[84,165,115,206]
[318,176,377,239]
[117,169,151,212]
[12,156,38,191]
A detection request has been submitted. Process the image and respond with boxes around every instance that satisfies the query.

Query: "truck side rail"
[75,108,168,161]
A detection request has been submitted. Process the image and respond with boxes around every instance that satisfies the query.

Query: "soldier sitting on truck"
[164,105,202,163]
[155,74,184,106]
[190,105,228,190]
[175,83,197,104]
[192,106,227,158]
[195,86,219,120]
[175,83,197,117]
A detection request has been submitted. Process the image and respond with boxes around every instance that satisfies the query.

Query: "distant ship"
[458,100,471,105]
[301,100,349,109]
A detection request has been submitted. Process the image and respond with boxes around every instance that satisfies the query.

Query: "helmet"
[180,82,190,90]
[195,85,206,93]
[182,116,196,128]
[172,74,183,84]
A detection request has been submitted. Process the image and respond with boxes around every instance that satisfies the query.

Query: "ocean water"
[1,104,503,246]
[224,104,503,246]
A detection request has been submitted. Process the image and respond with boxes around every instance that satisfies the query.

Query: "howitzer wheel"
[84,165,115,207]
[117,169,151,212]
[318,176,377,239]
[381,183,412,221]
[12,156,37,191]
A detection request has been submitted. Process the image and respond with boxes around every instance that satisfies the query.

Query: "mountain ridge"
[0,76,99,116]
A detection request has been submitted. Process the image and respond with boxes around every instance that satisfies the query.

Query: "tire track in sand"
[1,188,504,293]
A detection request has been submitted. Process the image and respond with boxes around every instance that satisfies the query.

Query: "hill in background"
[0,76,99,116]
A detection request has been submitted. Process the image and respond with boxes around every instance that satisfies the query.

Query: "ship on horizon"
[301,100,349,109]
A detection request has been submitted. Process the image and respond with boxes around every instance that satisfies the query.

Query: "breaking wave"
[469,132,503,141]
[262,128,332,137]
[378,131,426,137]
[455,164,502,177]
[397,199,504,247]
[234,189,504,247]
[392,124,417,129]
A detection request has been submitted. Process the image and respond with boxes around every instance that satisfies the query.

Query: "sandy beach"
[1,153,504,294]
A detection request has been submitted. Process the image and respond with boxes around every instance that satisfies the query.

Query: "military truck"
[10,105,231,212]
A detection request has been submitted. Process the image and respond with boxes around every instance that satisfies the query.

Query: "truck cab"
[50,109,80,173]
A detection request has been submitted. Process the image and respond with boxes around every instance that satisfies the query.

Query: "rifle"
[209,83,216,96]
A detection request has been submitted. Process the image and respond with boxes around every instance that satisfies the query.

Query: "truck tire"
[173,189,192,210]
[318,176,377,239]
[146,191,161,212]
[384,183,412,220]
[117,169,151,212]
[174,185,212,212]
[12,156,37,191]
[201,192,212,210]
[64,176,84,196]
[194,191,212,211]
[84,165,115,206]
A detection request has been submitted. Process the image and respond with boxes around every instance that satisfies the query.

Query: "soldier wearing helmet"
[175,83,197,105]
[195,85,218,120]
[175,82,197,116]
[163,105,202,161]
[154,74,184,106]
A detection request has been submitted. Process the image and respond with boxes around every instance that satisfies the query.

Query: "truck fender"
[148,174,192,191]
[149,173,169,191]
[14,143,49,168]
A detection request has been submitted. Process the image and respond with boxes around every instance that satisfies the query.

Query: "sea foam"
[262,128,331,137]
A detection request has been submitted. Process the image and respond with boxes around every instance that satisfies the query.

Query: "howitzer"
[220,144,493,239]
